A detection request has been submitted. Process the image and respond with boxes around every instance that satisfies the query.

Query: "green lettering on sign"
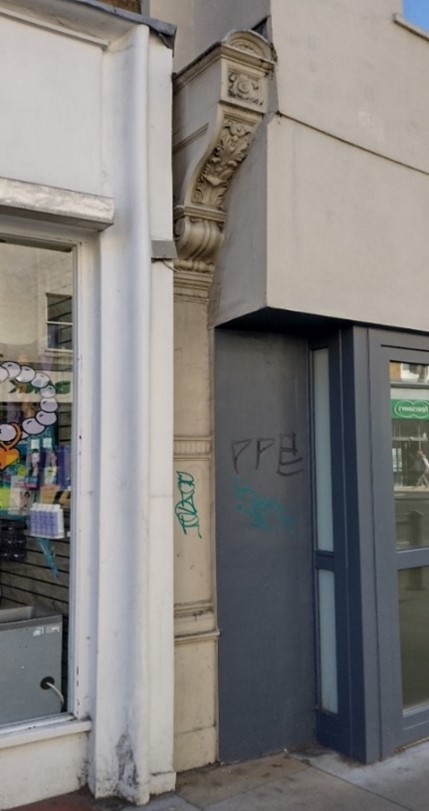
[391,399,429,420]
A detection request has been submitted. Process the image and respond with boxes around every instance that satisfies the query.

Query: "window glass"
[398,566,429,709]
[313,349,334,551]
[0,241,73,725]
[318,569,338,713]
[46,293,73,351]
[391,362,429,550]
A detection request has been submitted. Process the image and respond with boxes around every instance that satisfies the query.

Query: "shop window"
[403,0,429,30]
[46,293,73,352]
[0,240,73,726]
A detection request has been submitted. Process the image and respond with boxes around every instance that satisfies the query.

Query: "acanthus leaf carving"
[173,30,275,287]
[191,117,257,210]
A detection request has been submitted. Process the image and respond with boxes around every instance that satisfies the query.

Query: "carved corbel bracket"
[173,30,275,292]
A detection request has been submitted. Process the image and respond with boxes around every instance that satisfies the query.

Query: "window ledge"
[0,716,92,750]
[0,177,114,231]
[393,13,429,42]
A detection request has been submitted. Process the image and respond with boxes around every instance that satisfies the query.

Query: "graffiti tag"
[234,479,295,533]
[231,432,303,477]
[175,471,202,538]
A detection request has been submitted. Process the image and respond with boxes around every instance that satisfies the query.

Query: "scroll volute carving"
[174,31,275,279]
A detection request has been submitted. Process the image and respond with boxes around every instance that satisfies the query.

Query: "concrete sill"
[393,13,429,42]
[0,177,114,231]
[0,716,92,750]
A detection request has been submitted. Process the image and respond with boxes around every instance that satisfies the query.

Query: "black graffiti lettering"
[277,432,303,477]
[231,432,304,476]
[231,439,252,473]
[256,438,275,469]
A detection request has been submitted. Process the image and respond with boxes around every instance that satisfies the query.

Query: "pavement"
[10,739,429,811]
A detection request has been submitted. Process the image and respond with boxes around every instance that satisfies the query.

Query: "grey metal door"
[215,329,314,762]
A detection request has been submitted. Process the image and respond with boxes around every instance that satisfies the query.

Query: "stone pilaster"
[172,30,275,770]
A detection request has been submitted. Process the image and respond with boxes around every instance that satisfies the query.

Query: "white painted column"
[87,25,173,804]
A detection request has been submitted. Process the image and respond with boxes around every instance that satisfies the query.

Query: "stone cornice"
[173,30,275,290]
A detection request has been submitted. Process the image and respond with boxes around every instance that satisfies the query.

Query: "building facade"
[0,0,175,807]
[3,0,429,807]
[147,0,429,776]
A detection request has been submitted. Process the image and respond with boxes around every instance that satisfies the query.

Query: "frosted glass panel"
[318,568,338,713]
[313,349,334,551]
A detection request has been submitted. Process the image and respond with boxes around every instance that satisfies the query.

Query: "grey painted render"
[215,329,314,761]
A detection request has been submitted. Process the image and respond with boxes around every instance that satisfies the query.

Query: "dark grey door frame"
[312,326,429,762]
[368,329,429,753]
[311,328,381,763]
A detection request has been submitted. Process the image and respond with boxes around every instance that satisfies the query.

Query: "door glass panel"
[398,566,429,709]
[390,362,429,550]
[313,349,334,551]
[317,568,338,713]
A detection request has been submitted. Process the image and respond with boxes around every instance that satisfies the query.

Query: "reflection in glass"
[318,569,338,713]
[399,566,429,709]
[390,362,429,551]
[0,242,73,725]
[313,349,334,551]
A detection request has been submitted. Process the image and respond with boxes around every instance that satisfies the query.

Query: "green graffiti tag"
[175,471,202,538]
[234,478,295,533]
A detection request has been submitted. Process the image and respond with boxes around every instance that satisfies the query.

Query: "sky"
[403,0,429,29]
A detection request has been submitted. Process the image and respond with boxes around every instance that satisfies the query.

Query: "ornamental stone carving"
[192,117,257,210]
[174,208,224,274]
[228,71,262,106]
[173,30,275,283]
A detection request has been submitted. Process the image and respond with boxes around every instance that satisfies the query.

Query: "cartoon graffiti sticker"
[175,471,202,538]
[0,362,60,470]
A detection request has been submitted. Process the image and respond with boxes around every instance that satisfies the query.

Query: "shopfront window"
[0,241,73,725]
[391,362,429,550]
[391,361,429,711]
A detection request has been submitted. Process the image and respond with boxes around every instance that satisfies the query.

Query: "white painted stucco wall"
[202,0,429,331]
[265,115,429,327]
[264,0,429,328]
[0,1,175,807]
[144,0,270,71]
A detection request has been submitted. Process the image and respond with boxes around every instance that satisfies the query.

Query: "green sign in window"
[391,399,429,420]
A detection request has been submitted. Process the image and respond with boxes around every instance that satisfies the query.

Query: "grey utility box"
[0,605,63,724]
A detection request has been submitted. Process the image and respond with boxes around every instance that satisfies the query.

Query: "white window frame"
[0,189,112,740]
[46,291,73,354]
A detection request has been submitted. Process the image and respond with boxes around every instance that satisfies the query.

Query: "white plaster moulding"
[0,6,109,47]
[0,717,92,750]
[0,0,176,48]
[0,177,114,231]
